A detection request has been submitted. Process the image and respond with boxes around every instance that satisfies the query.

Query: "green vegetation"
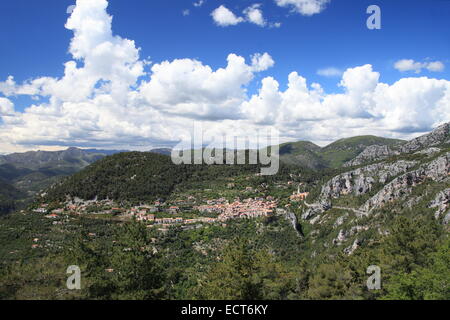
[69,221,166,300]
[0,180,24,216]
[0,148,109,215]
[321,135,404,168]
[192,238,292,300]
[0,129,448,301]
[280,136,405,169]
[279,141,325,169]
[1,209,447,300]
[43,151,267,204]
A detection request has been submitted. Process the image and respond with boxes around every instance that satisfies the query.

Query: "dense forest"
[0,180,24,216]
[0,213,448,300]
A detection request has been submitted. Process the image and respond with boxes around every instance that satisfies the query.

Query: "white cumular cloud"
[426,61,445,72]
[242,64,450,136]
[139,53,269,120]
[244,4,266,27]
[211,5,244,27]
[251,53,275,72]
[212,4,277,29]
[0,0,449,153]
[274,0,330,16]
[0,97,15,116]
[394,59,445,73]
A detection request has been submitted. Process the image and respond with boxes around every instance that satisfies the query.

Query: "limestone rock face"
[333,229,347,245]
[400,123,450,154]
[444,211,450,225]
[285,211,303,236]
[333,213,349,228]
[414,147,441,156]
[298,124,450,259]
[428,188,450,220]
[333,226,368,246]
[301,200,330,220]
[301,208,318,220]
[344,145,399,167]
[343,239,361,255]
[343,123,449,168]
[320,160,418,200]
[360,153,450,213]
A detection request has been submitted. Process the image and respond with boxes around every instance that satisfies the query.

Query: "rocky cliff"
[320,160,419,199]
[360,152,449,213]
[300,125,450,256]
[428,188,450,220]
[343,122,449,168]
[400,123,450,154]
[343,145,400,167]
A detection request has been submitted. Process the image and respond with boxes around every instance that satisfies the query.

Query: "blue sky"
[0,0,449,152]
[1,0,449,97]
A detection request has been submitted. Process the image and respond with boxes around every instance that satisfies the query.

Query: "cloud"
[0,0,449,153]
[394,59,445,73]
[317,67,343,77]
[426,61,445,72]
[244,4,266,27]
[241,64,450,138]
[0,0,148,150]
[250,53,275,72]
[211,5,244,27]
[212,4,279,29]
[0,97,14,116]
[182,9,190,16]
[275,0,331,16]
[139,53,274,120]
[193,0,205,7]
[241,77,283,124]
[66,5,76,14]
[271,22,282,28]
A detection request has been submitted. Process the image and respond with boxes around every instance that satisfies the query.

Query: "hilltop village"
[32,185,309,232]
[34,197,278,227]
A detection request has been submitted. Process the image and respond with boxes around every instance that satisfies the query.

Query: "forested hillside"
[0,180,24,216]
[42,151,269,203]
[0,148,116,214]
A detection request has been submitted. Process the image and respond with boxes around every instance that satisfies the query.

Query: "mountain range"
[279,135,405,169]
[1,125,448,215]
[0,148,115,214]
[40,123,449,207]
